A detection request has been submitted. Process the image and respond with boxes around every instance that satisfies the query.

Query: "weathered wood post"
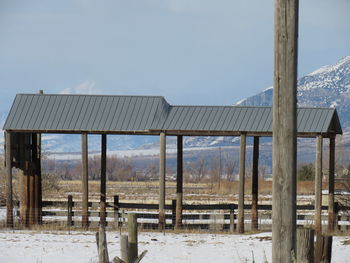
[128,213,138,263]
[82,133,89,228]
[32,133,41,225]
[328,136,335,232]
[229,204,235,233]
[67,194,73,227]
[251,136,259,231]
[172,199,176,229]
[37,92,43,224]
[296,228,314,263]
[334,202,339,231]
[176,135,183,230]
[238,133,246,234]
[315,135,323,233]
[97,225,109,263]
[315,234,332,263]
[100,134,107,226]
[114,195,119,229]
[272,0,299,261]
[120,235,129,263]
[159,132,166,230]
[29,151,35,225]
[5,131,14,228]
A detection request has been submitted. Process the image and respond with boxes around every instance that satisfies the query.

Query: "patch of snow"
[309,56,350,76]
[235,98,247,105]
[0,230,349,263]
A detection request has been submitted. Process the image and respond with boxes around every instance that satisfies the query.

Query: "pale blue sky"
[0,0,349,112]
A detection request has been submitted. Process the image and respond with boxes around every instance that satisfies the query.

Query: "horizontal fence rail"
[6,195,350,231]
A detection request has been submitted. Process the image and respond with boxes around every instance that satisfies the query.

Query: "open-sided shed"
[3,93,342,231]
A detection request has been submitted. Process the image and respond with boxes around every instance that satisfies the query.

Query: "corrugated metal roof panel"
[3,94,342,135]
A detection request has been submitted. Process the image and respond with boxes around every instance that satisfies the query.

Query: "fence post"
[114,195,119,229]
[97,225,109,263]
[296,228,314,263]
[120,235,129,263]
[128,213,138,263]
[67,195,73,227]
[334,202,339,231]
[230,205,235,233]
[172,199,176,229]
[315,234,333,263]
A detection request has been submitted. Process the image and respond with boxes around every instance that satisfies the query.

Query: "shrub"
[297,163,315,181]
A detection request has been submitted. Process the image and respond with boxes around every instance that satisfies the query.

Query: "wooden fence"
[12,195,350,231]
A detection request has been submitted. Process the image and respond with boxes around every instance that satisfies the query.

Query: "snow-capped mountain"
[237,56,350,129]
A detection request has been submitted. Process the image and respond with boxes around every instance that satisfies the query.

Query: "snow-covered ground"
[0,230,349,263]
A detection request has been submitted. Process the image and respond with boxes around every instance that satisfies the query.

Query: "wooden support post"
[172,199,176,229]
[32,133,41,225]
[120,235,129,263]
[315,234,332,263]
[334,202,339,231]
[272,0,299,261]
[82,133,89,229]
[67,195,73,227]
[97,225,109,263]
[37,91,43,224]
[328,137,335,232]
[230,205,235,233]
[315,135,323,233]
[37,133,42,224]
[29,160,35,225]
[128,213,138,263]
[159,132,166,230]
[176,135,183,230]
[114,195,119,229]
[100,134,107,227]
[296,228,314,263]
[5,131,14,228]
[238,133,246,234]
[251,136,259,231]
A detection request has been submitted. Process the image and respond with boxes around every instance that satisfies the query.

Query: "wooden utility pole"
[315,135,323,233]
[100,134,107,226]
[251,136,259,231]
[176,135,183,229]
[272,0,299,262]
[328,136,335,232]
[82,133,89,228]
[237,133,246,234]
[159,132,166,230]
[5,131,14,227]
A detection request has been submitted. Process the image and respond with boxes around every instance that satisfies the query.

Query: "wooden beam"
[251,136,259,231]
[100,134,107,226]
[328,137,335,232]
[36,133,42,224]
[5,131,14,228]
[82,133,89,228]
[272,0,299,261]
[176,135,183,229]
[159,132,166,230]
[315,135,323,233]
[237,133,246,234]
[29,151,35,225]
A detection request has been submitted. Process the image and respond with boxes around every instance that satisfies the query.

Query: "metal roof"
[3,94,342,136]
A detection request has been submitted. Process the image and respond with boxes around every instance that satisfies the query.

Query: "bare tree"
[189,156,207,182]
[223,153,237,181]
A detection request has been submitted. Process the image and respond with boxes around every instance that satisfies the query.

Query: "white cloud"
[59,80,99,95]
